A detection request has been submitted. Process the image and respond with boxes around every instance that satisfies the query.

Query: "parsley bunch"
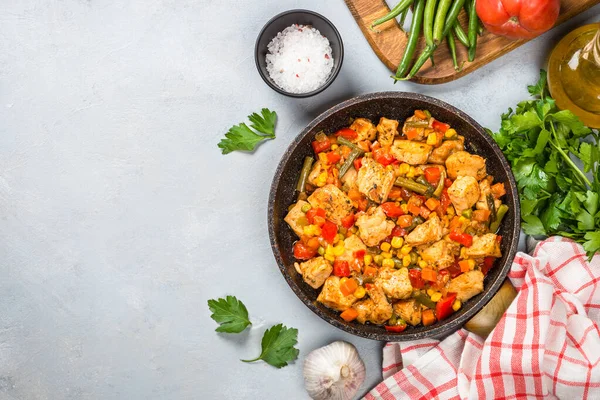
[489,70,600,259]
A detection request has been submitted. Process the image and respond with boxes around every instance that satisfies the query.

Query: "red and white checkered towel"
[365,237,600,400]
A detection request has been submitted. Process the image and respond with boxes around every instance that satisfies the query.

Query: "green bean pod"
[489,204,508,233]
[424,0,438,47]
[339,149,361,178]
[467,0,478,61]
[296,156,314,193]
[336,137,365,154]
[399,7,410,29]
[432,0,452,44]
[447,31,461,71]
[453,23,470,48]
[394,0,426,79]
[394,176,432,196]
[371,0,414,29]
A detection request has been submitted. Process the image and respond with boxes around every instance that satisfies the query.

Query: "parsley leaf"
[583,232,600,257]
[207,296,252,333]
[527,69,547,98]
[218,108,277,154]
[241,323,299,368]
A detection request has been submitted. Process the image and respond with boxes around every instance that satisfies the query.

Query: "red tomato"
[306,208,326,224]
[449,230,473,247]
[326,151,341,164]
[476,0,559,39]
[424,167,441,185]
[482,257,496,275]
[312,140,331,154]
[321,221,338,244]
[435,293,457,321]
[341,214,355,229]
[431,120,450,133]
[335,128,358,140]
[408,269,425,289]
[385,324,407,333]
[381,202,404,218]
[333,260,351,277]
[373,148,395,166]
[353,158,362,171]
[293,242,317,260]
[446,259,463,278]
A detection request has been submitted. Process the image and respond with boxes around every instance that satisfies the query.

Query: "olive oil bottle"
[548,23,600,128]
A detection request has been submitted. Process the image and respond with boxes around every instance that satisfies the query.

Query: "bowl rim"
[254,9,344,98]
[268,91,521,341]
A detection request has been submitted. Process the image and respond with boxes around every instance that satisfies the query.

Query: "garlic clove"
[303,341,366,400]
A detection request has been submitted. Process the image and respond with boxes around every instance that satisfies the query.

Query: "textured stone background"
[0,1,598,399]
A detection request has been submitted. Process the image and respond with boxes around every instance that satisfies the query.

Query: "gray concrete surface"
[0,1,598,399]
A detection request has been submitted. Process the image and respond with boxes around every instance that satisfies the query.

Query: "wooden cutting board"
[344,0,600,84]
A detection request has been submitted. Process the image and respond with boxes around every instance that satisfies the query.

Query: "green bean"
[433,169,446,197]
[399,7,410,29]
[414,292,436,309]
[464,1,484,36]
[432,0,453,44]
[336,137,365,154]
[339,148,361,178]
[296,156,314,193]
[486,193,497,222]
[467,0,478,61]
[448,31,460,71]
[453,23,470,48]
[394,176,431,195]
[405,120,430,128]
[489,204,508,233]
[424,0,438,47]
[416,175,434,190]
[371,0,414,29]
[394,0,426,79]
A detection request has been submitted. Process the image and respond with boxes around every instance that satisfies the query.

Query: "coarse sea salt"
[266,24,334,94]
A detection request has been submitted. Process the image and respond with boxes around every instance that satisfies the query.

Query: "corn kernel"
[374,255,384,266]
[380,242,391,252]
[427,288,435,297]
[318,152,328,164]
[354,286,366,299]
[333,244,345,256]
[445,128,457,138]
[400,245,413,255]
[331,144,339,150]
[325,254,335,262]
[458,216,469,224]
[402,255,412,267]
[398,163,410,175]
[386,165,394,171]
[382,258,395,268]
[430,292,442,302]
[467,259,476,270]
[340,277,348,286]
[460,247,468,259]
[452,300,462,311]
[317,246,325,256]
[400,204,408,214]
[325,244,334,256]
[316,171,328,187]
[364,254,373,266]
[391,236,404,249]
[381,252,393,259]
[301,203,312,213]
[418,260,428,268]
[426,132,437,146]
[406,166,416,178]
[303,225,321,236]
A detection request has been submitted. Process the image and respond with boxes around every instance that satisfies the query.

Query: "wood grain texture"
[345,0,600,84]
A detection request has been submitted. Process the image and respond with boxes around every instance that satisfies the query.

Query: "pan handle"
[464,279,517,339]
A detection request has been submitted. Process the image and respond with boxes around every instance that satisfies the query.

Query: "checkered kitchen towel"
[365,237,600,399]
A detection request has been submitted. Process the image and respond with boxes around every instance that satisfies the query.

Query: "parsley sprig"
[489,70,600,259]
[218,108,277,154]
[241,324,299,368]
[208,295,252,333]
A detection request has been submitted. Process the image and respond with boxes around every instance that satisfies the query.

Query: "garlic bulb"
[303,341,366,400]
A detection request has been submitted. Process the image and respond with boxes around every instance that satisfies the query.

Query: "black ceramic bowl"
[268,92,521,341]
[254,10,344,98]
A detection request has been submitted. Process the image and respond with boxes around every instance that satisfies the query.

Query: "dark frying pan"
[268,92,520,341]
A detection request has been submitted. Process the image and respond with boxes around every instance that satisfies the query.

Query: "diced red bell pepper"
[333,260,351,277]
[326,151,341,164]
[312,139,331,154]
[446,257,463,278]
[373,148,395,166]
[444,178,453,188]
[391,226,407,237]
[381,202,404,218]
[364,283,375,290]
[385,324,407,333]
[449,230,473,247]
[321,221,338,244]
[353,158,362,171]
[496,235,503,243]
[435,293,457,321]
[432,120,450,133]
[306,208,326,224]
[293,242,317,260]
[341,214,355,229]
[482,256,496,275]
[424,167,441,185]
[354,249,366,260]
[335,128,358,140]
[408,269,425,289]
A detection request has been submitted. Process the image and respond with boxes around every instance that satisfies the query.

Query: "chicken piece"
[356,157,396,203]
[427,136,465,164]
[390,140,433,165]
[308,184,353,226]
[366,284,394,324]
[418,239,460,269]
[447,176,480,214]
[465,233,502,258]
[446,270,484,302]
[349,118,377,142]
[317,276,358,311]
[355,206,395,247]
[393,299,422,326]
[445,151,486,180]
[294,257,332,289]
[336,235,367,264]
[375,267,413,300]
[354,299,376,324]
[284,200,309,237]
[376,117,399,147]
[476,179,502,211]
[307,160,327,187]
[405,214,445,246]
[341,166,358,189]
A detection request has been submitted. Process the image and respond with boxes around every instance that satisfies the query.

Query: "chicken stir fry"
[286,110,509,332]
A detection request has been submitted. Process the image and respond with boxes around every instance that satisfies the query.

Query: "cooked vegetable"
[488,70,599,258]
[395,0,426,79]
[296,156,315,193]
[207,295,252,333]
[242,323,299,368]
[218,108,277,154]
[395,176,432,195]
[489,204,508,233]
[476,0,559,39]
